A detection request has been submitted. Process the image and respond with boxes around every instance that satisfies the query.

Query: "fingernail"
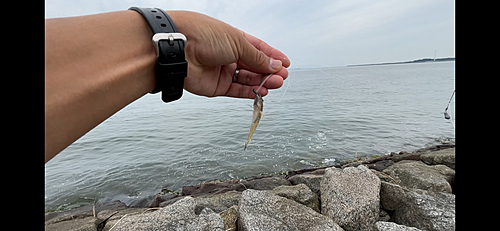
[270,58,282,71]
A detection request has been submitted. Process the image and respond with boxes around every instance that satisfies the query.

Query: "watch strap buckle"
[152,33,187,57]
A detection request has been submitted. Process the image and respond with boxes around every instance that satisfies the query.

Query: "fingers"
[225,67,289,99]
[235,69,286,89]
[225,83,269,99]
[241,31,291,68]
[237,30,290,74]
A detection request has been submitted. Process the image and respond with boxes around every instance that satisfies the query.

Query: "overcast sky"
[45,0,455,68]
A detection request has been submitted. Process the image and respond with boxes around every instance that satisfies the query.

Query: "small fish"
[244,89,264,150]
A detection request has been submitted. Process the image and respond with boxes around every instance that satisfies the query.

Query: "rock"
[375,221,423,231]
[392,189,455,231]
[378,210,391,222]
[181,176,290,197]
[238,189,343,231]
[158,195,185,207]
[379,181,407,211]
[182,179,246,196]
[392,152,421,162]
[45,200,128,225]
[45,207,145,231]
[420,147,455,170]
[45,216,98,231]
[367,159,394,171]
[370,169,399,184]
[269,184,320,213]
[96,208,145,230]
[147,192,178,208]
[220,205,238,231]
[242,175,292,190]
[321,165,381,231]
[287,167,328,178]
[110,196,224,231]
[383,160,454,193]
[194,190,241,214]
[288,173,324,197]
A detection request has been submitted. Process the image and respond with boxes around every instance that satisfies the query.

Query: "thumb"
[238,37,282,74]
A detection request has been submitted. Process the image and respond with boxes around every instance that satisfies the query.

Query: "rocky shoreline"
[45,145,455,231]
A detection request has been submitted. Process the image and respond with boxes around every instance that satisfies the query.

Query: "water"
[45,61,455,211]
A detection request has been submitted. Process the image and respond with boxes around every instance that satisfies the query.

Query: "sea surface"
[45,61,455,211]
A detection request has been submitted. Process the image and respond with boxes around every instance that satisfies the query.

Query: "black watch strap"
[129,7,188,103]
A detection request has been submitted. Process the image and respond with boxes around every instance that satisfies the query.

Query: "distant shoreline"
[347,57,455,67]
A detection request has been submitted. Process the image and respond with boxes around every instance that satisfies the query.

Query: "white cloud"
[45,0,454,67]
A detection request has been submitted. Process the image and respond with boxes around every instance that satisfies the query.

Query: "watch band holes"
[151,10,157,13]
[156,16,162,19]
[160,23,167,27]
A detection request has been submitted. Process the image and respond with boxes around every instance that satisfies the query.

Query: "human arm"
[45,10,290,163]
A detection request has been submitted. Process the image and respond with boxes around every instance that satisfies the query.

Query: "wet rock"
[181,175,290,197]
[238,189,343,231]
[147,192,178,208]
[392,189,455,231]
[367,159,394,171]
[321,165,381,231]
[391,152,421,162]
[287,167,328,178]
[181,179,246,196]
[110,196,224,231]
[420,147,455,170]
[242,175,291,190]
[269,184,320,213]
[383,160,454,193]
[375,221,423,231]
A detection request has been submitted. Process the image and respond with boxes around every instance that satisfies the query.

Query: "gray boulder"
[110,196,224,231]
[375,221,423,231]
[220,205,238,231]
[288,173,324,197]
[238,189,343,231]
[321,165,381,231]
[194,190,241,214]
[383,160,454,193]
[392,189,455,231]
[420,148,455,170]
[269,184,320,213]
[379,181,407,211]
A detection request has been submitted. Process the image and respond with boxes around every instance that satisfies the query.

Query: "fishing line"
[277,76,291,103]
[256,73,273,92]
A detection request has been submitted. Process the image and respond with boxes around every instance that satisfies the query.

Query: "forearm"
[45,9,290,163]
[45,10,157,162]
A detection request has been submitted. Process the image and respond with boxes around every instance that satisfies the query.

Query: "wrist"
[164,11,198,44]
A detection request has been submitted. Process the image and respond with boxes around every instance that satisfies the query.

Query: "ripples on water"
[45,62,455,211]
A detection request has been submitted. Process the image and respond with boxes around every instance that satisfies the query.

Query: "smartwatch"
[128,7,188,103]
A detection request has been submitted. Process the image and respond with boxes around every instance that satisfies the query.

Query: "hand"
[168,11,291,98]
